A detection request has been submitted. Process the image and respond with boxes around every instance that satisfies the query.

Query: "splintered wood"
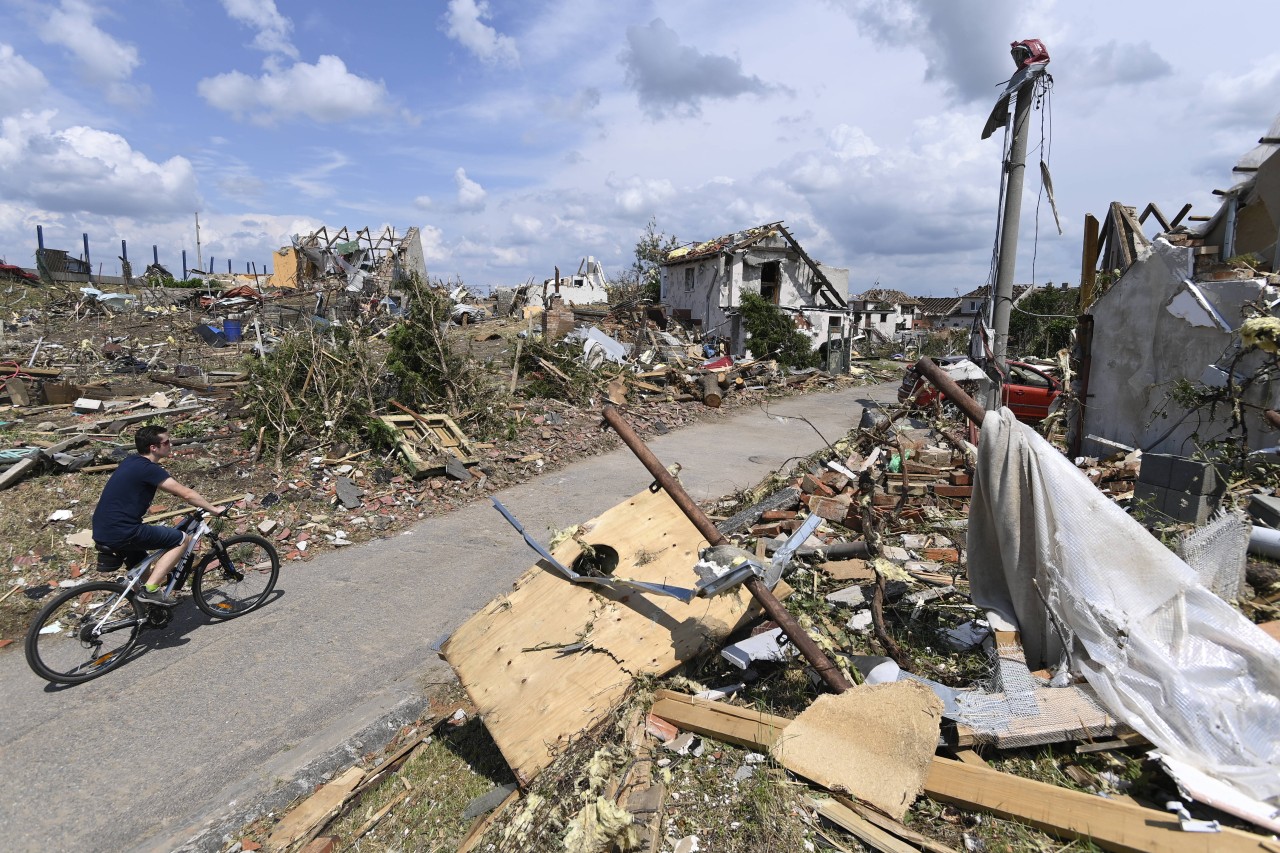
[441,487,764,786]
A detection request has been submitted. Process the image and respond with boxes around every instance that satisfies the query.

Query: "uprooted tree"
[385,274,507,437]
[239,323,391,469]
[739,291,822,370]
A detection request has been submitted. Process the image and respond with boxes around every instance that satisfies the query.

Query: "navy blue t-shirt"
[92,455,172,545]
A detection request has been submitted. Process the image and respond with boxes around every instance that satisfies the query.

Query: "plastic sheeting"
[967,408,1280,805]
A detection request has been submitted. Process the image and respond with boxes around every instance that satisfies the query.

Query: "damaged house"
[269,225,428,292]
[659,222,852,360]
[848,288,921,340]
[1074,113,1280,460]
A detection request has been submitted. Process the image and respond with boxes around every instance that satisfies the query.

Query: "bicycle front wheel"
[25,581,144,684]
[193,535,279,619]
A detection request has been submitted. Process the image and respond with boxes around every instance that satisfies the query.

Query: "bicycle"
[25,508,280,685]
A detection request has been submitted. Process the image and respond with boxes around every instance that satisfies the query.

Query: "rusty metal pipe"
[912,357,988,427]
[600,405,853,693]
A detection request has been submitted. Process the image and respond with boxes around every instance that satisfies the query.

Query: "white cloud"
[510,213,542,242]
[40,0,147,106]
[197,55,392,124]
[285,150,350,199]
[829,0,1031,104]
[414,195,433,210]
[1202,56,1280,129]
[620,19,781,119]
[828,124,880,160]
[443,0,518,67]
[1074,41,1172,89]
[608,175,677,215]
[454,168,487,211]
[220,0,297,59]
[0,45,48,117]
[0,110,198,218]
[416,224,449,264]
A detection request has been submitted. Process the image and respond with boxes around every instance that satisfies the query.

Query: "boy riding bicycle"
[91,425,227,607]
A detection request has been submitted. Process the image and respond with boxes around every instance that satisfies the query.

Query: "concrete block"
[1137,453,1174,488]
[1247,494,1280,528]
[1166,455,1223,496]
[1162,489,1219,526]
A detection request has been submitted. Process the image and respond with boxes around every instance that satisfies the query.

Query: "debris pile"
[304,379,1279,852]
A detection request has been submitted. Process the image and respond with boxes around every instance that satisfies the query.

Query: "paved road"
[0,383,898,852]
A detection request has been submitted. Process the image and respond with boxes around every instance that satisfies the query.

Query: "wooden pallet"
[379,413,477,478]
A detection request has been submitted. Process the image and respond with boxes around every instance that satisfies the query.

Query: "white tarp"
[967,408,1280,809]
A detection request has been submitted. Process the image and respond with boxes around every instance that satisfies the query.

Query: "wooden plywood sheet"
[442,487,763,785]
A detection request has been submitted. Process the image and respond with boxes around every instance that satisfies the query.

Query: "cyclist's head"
[136,425,169,455]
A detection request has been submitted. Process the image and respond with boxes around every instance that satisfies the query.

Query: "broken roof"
[664,222,783,264]
[663,221,846,309]
[853,288,922,306]
[917,296,963,316]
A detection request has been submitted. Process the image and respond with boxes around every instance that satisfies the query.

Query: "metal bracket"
[491,498,695,603]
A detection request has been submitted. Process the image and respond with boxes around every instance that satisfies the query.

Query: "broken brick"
[933,484,973,498]
[949,471,972,486]
[808,494,852,522]
[801,474,835,497]
[759,509,795,522]
[922,547,960,563]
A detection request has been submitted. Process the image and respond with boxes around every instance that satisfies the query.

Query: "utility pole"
[985,40,1050,369]
[195,212,203,272]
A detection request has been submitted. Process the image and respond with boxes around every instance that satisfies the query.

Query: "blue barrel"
[223,318,243,342]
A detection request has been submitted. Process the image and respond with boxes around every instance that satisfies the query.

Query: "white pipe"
[1250,526,1280,560]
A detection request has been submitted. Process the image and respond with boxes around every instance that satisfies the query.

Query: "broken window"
[684,268,694,293]
[760,261,780,304]
[828,316,841,329]
[880,312,889,323]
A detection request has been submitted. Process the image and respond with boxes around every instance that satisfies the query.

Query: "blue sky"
[0,0,1277,296]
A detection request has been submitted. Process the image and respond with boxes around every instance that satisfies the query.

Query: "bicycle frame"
[89,513,214,634]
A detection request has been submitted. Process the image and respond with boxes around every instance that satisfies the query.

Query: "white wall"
[1083,237,1280,455]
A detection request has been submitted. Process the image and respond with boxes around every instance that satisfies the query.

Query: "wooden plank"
[5,377,30,406]
[649,690,789,750]
[265,765,364,851]
[456,788,520,853]
[649,693,1274,853]
[923,758,1275,853]
[806,797,919,853]
[441,488,766,786]
[833,795,959,853]
[144,495,246,522]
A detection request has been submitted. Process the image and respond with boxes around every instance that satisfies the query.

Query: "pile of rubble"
[0,257,876,644]
[247,371,1280,853]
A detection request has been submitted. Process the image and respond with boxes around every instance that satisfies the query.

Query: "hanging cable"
[1029,74,1054,289]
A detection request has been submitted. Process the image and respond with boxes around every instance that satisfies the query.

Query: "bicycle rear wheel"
[193,534,279,619]
[25,581,144,684]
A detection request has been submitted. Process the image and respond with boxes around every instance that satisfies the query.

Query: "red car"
[898,358,1061,423]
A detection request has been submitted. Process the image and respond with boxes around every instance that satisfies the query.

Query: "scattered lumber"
[650,691,1275,853]
[265,766,363,851]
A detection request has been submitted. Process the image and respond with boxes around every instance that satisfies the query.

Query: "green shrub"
[740,291,821,369]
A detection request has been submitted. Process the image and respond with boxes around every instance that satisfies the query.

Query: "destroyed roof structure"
[1073,112,1280,458]
[270,225,428,291]
[659,221,851,357]
[848,288,922,339]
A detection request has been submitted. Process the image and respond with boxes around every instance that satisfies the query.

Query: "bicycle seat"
[94,542,147,573]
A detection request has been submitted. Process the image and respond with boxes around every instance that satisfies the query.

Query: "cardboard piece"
[770,681,943,821]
